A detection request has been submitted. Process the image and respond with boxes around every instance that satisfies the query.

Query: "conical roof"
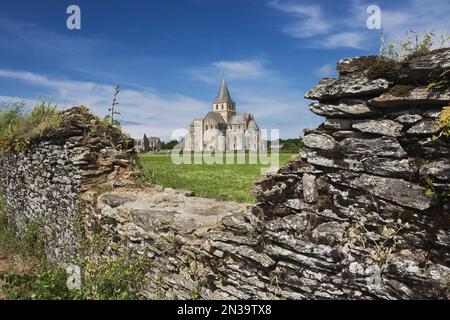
[214,80,234,103]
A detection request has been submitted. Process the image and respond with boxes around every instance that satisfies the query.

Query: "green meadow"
[138,153,297,203]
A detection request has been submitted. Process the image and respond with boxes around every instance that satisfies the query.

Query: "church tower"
[212,80,236,123]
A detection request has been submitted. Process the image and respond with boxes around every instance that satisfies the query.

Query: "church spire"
[215,79,234,103]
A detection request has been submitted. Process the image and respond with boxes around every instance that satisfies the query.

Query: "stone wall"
[91,50,449,300]
[0,107,136,262]
[1,50,449,300]
[251,49,450,298]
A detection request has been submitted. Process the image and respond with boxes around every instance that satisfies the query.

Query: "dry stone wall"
[0,50,449,300]
[0,107,136,262]
[93,50,449,300]
[252,49,450,299]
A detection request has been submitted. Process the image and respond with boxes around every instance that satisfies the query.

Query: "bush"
[0,268,73,300]
[80,255,151,300]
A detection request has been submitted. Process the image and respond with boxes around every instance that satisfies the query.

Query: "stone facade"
[184,80,265,152]
[135,134,161,153]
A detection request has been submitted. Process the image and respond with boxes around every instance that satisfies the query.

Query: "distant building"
[135,134,161,153]
[184,80,264,152]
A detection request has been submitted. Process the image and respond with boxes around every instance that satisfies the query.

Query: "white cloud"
[0,95,37,107]
[320,32,366,49]
[213,60,268,78]
[0,69,207,140]
[269,1,332,38]
[188,56,323,138]
[0,55,326,141]
[270,0,450,50]
[314,64,336,77]
[380,1,450,48]
[190,59,274,83]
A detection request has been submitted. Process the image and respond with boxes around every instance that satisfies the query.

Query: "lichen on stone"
[387,84,416,97]
[366,58,403,82]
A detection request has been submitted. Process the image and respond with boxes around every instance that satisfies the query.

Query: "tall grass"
[0,101,62,154]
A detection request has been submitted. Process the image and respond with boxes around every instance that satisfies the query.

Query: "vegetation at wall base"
[0,189,150,300]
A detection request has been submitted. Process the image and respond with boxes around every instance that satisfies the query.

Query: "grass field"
[138,153,297,203]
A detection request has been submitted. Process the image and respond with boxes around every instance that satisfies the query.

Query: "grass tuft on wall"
[0,101,62,154]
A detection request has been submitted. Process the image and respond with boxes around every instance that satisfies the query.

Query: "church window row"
[213,104,237,111]
[205,124,219,130]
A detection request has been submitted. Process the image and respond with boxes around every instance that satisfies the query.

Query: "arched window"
[206,125,208,130]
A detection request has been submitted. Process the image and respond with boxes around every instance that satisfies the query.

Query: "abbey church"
[184,80,264,152]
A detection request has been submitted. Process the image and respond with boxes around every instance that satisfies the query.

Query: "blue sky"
[1,0,449,140]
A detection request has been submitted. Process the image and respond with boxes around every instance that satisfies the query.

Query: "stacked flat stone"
[94,50,450,300]
[0,107,137,261]
[2,52,449,300]
[253,48,450,299]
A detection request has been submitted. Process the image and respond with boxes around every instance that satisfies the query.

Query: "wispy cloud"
[269,0,450,50]
[319,32,366,49]
[188,57,322,138]
[0,95,37,107]
[269,1,332,38]
[0,65,324,140]
[0,69,207,140]
[314,64,336,77]
[189,59,274,83]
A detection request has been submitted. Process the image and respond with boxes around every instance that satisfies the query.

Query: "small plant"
[187,260,203,300]
[108,85,121,126]
[268,274,281,299]
[424,177,438,198]
[154,274,166,299]
[427,80,450,90]
[380,28,450,62]
[162,232,178,252]
[140,167,157,185]
[22,219,46,261]
[135,157,157,185]
[347,215,410,265]
[0,189,18,254]
[424,176,449,199]
[433,106,450,140]
[80,254,151,300]
[0,268,73,300]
